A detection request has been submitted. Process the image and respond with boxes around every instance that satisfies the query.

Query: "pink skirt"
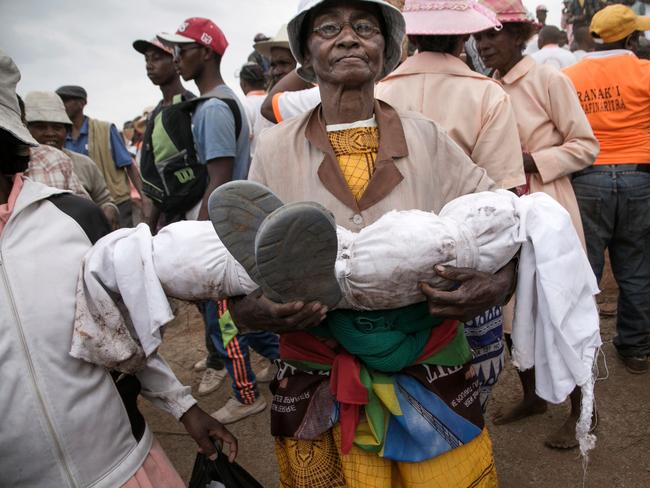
[121,438,185,488]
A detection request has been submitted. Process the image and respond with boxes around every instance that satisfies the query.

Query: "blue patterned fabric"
[463,306,505,411]
[382,373,483,462]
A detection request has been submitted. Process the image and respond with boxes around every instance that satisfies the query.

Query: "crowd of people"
[1,0,649,486]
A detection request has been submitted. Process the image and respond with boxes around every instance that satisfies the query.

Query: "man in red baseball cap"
[158,20,280,424]
[132,37,195,228]
[158,17,229,57]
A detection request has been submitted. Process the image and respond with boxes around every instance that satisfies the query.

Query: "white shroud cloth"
[70,222,257,373]
[71,190,601,453]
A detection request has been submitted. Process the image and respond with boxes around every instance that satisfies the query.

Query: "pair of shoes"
[197,367,228,395]
[255,362,277,383]
[211,396,267,424]
[618,354,649,374]
[193,357,207,372]
[208,181,341,308]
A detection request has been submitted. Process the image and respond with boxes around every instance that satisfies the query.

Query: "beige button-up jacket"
[249,100,495,231]
[376,52,525,190]
[496,56,599,244]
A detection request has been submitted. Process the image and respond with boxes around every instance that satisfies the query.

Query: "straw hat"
[287,0,406,83]
[24,91,72,125]
[403,0,501,35]
[254,24,291,58]
[0,50,37,146]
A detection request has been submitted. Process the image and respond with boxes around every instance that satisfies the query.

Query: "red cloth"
[416,318,459,362]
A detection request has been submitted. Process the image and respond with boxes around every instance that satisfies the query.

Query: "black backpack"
[140,95,242,215]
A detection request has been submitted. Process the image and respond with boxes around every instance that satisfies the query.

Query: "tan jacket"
[88,118,131,205]
[63,148,115,208]
[496,56,599,245]
[250,100,495,231]
[376,52,525,190]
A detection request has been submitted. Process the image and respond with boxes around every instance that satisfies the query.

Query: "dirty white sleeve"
[136,353,197,420]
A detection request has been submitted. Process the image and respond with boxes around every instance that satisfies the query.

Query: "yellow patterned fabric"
[276,427,497,488]
[327,127,379,201]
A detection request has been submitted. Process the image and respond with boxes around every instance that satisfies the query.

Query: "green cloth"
[219,309,239,348]
[313,302,445,373]
[152,94,183,165]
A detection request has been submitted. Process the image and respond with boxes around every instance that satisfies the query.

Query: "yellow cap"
[590,4,650,43]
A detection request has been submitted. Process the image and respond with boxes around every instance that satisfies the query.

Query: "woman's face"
[474,28,522,73]
[27,121,67,149]
[304,2,386,87]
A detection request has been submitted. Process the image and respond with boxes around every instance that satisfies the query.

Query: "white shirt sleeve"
[136,353,197,420]
[275,87,321,121]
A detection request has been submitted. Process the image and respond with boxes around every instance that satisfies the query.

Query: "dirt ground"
[140,261,650,487]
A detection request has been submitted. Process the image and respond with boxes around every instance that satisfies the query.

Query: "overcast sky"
[3,0,562,126]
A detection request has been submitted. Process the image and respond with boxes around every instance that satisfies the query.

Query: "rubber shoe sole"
[208,181,283,287]
[255,201,342,309]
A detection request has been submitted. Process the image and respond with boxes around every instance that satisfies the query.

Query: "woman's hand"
[419,261,516,321]
[229,288,327,333]
[180,404,238,462]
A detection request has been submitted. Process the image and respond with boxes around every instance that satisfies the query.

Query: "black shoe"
[618,354,648,374]
[208,181,283,290]
[255,201,342,309]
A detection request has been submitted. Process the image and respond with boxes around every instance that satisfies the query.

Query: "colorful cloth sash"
[280,302,470,454]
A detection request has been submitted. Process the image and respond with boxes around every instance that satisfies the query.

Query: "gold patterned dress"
[274,123,498,488]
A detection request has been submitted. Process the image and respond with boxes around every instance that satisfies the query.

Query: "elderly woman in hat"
[230,0,516,486]
[474,0,599,449]
[376,0,526,411]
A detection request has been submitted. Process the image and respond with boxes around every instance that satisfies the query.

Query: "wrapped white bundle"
[153,220,257,300]
[74,192,522,370]
[72,191,600,441]
[338,190,521,310]
[71,222,257,373]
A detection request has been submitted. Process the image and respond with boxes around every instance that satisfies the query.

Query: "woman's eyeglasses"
[312,21,381,40]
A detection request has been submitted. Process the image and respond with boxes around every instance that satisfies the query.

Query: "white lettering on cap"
[201,33,213,45]
[178,21,189,32]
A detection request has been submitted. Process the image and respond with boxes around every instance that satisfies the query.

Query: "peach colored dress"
[495,56,599,246]
[496,56,600,332]
[376,52,525,190]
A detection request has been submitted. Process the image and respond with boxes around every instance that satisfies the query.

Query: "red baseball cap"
[157,17,228,55]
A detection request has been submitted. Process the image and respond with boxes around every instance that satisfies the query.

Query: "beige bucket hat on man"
[254,24,291,58]
[24,91,72,125]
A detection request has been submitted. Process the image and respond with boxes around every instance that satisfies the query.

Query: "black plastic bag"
[188,450,264,488]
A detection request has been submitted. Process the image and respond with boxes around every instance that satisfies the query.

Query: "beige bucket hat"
[24,91,72,125]
[254,24,291,58]
[0,50,38,146]
[287,0,406,83]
